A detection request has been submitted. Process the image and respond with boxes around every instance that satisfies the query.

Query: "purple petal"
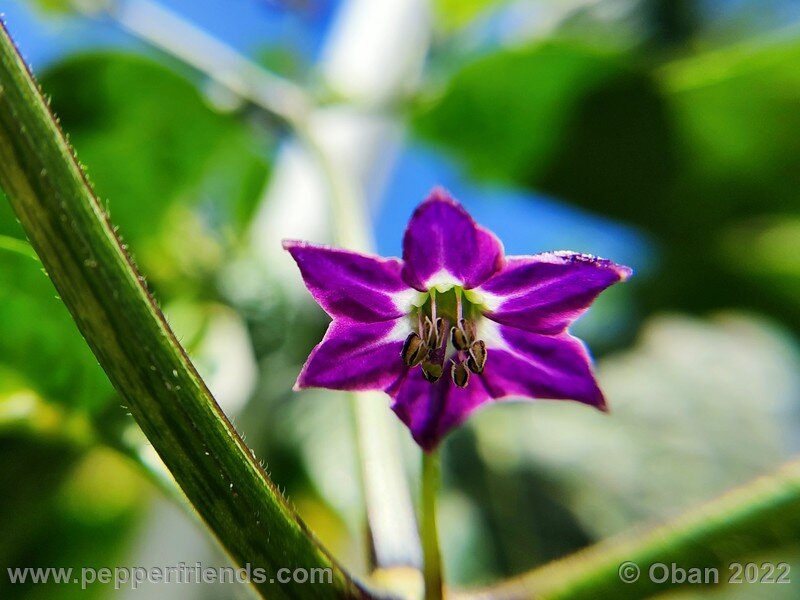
[480,322,606,409]
[284,241,418,323]
[476,252,632,334]
[296,319,409,392]
[388,368,492,451]
[401,188,504,291]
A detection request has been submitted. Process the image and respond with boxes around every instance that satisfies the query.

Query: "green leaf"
[0,54,271,404]
[414,41,675,210]
[414,39,800,331]
[663,40,800,222]
[37,54,272,299]
[25,0,74,13]
[0,440,145,600]
[433,0,509,29]
[0,249,113,413]
[39,53,269,247]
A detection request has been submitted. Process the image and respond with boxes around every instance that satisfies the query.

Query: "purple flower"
[285,189,632,450]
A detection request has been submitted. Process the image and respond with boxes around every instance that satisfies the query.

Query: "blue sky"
[3,1,338,68]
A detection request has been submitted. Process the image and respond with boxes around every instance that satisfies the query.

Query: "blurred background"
[1,0,800,598]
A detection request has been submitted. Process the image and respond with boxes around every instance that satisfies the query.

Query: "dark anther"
[451,318,472,351]
[423,316,446,349]
[402,332,428,367]
[467,340,487,374]
[422,362,443,383]
[451,360,469,388]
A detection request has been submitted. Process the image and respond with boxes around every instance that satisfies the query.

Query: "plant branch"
[0,20,369,600]
[83,0,311,126]
[462,458,800,600]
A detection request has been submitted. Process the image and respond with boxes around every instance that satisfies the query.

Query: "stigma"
[400,287,488,387]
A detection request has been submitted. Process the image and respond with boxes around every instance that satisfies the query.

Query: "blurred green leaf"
[0,190,27,240]
[26,0,73,13]
[0,437,83,571]
[0,440,146,600]
[414,38,800,330]
[465,458,800,599]
[196,126,271,235]
[434,0,508,29]
[414,41,676,214]
[0,231,36,259]
[0,53,272,414]
[664,40,800,222]
[40,53,269,247]
[26,0,109,16]
[0,250,113,413]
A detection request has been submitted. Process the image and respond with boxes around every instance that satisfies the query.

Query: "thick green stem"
[421,449,444,600]
[0,20,369,600]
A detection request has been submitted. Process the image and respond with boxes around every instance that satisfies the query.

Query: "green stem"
[463,457,800,599]
[0,20,368,600]
[421,449,444,600]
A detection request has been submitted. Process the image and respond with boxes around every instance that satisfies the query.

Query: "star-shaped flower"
[285,189,632,450]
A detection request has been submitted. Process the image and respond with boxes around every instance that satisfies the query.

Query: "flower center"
[400,287,488,387]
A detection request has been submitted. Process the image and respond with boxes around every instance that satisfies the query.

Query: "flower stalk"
[421,449,444,600]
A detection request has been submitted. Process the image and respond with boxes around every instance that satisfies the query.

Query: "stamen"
[422,362,443,382]
[401,332,428,367]
[467,340,487,374]
[451,360,469,388]
[421,314,447,383]
[451,318,473,351]
[423,316,435,345]
[422,316,446,348]
[434,317,446,348]
[462,319,476,341]
[407,286,482,385]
